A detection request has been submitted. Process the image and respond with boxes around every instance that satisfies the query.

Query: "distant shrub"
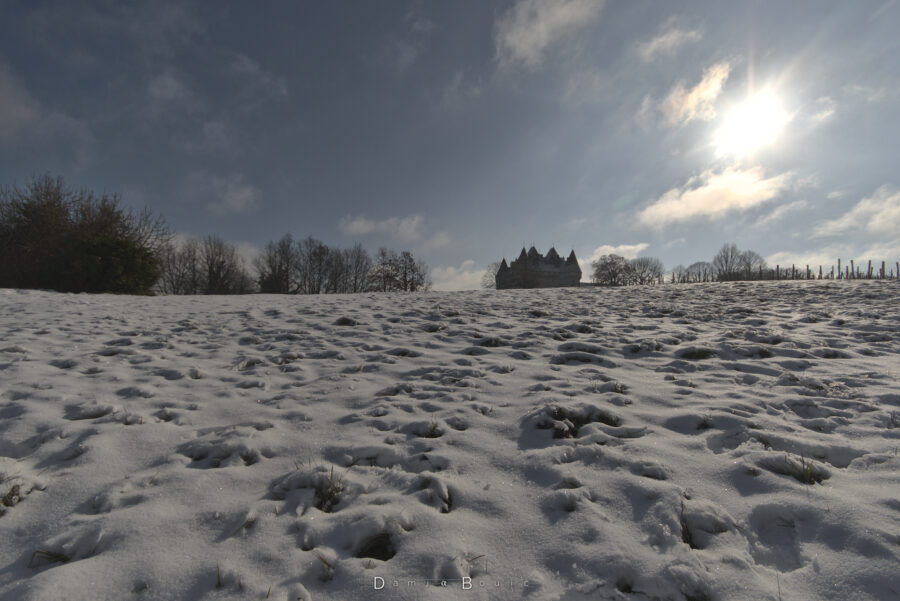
[0,174,169,294]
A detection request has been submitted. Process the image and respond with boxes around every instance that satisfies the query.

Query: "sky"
[2,0,899,290]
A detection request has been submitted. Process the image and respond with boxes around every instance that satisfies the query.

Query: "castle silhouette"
[495,246,582,289]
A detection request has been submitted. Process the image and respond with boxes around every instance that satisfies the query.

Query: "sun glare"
[713,89,790,158]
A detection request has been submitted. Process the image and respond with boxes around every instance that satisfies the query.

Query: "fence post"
[867,260,872,279]
[881,261,885,279]
[850,260,854,280]
[837,259,841,279]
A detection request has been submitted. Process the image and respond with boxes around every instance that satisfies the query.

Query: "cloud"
[637,166,793,228]
[430,260,484,291]
[338,214,424,242]
[421,231,453,251]
[638,20,701,62]
[230,54,288,103]
[809,96,836,123]
[634,94,654,130]
[147,67,199,116]
[437,70,484,111]
[754,200,809,227]
[26,3,204,62]
[767,240,900,273]
[0,62,95,166]
[180,171,261,216]
[382,1,433,73]
[660,61,731,126]
[495,0,603,68]
[812,185,900,238]
[577,243,649,279]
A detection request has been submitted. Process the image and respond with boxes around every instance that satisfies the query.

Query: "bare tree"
[296,236,330,294]
[158,237,202,294]
[323,246,348,293]
[712,243,741,281]
[738,250,767,280]
[629,257,665,285]
[395,251,430,291]
[370,247,398,292]
[482,261,501,289]
[367,247,430,292]
[199,235,253,294]
[343,243,372,293]
[255,234,297,293]
[686,261,714,283]
[591,254,633,286]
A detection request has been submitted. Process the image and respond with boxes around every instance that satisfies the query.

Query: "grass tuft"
[314,466,346,513]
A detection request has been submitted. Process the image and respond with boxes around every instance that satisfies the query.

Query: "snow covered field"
[1,282,898,601]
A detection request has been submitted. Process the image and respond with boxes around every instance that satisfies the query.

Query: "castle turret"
[495,247,582,289]
[546,247,561,266]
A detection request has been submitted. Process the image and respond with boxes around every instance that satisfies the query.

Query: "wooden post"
[881,261,886,279]
[896,262,899,279]
[830,266,834,279]
[867,260,872,279]
[837,258,841,279]
[792,264,796,280]
[806,265,810,280]
[776,265,780,280]
[819,265,823,280]
[850,260,854,280]
[846,266,849,280]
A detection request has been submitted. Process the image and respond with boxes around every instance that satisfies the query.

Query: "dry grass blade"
[29,550,70,568]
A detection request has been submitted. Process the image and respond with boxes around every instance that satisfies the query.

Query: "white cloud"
[431,260,484,291]
[812,185,900,238]
[421,231,453,251]
[767,240,900,274]
[382,2,433,73]
[147,67,202,118]
[587,243,649,261]
[180,171,261,216]
[810,96,836,123]
[660,61,731,126]
[0,62,95,166]
[634,93,654,130]
[338,214,424,242]
[638,20,701,62]
[438,70,483,111]
[578,243,649,276]
[495,0,603,68]
[637,166,793,228]
[231,54,288,101]
[234,242,262,268]
[754,200,809,227]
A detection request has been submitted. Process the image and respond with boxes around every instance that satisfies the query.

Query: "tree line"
[157,234,430,295]
[671,243,769,283]
[1,174,429,295]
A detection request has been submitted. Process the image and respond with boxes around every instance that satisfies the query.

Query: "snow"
[0,281,898,601]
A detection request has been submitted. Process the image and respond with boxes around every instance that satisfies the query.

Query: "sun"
[713,89,790,158]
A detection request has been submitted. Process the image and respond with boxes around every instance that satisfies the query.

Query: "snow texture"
[0,281,899,600]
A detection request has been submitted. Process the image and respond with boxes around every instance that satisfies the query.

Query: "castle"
[495,246,582,289]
